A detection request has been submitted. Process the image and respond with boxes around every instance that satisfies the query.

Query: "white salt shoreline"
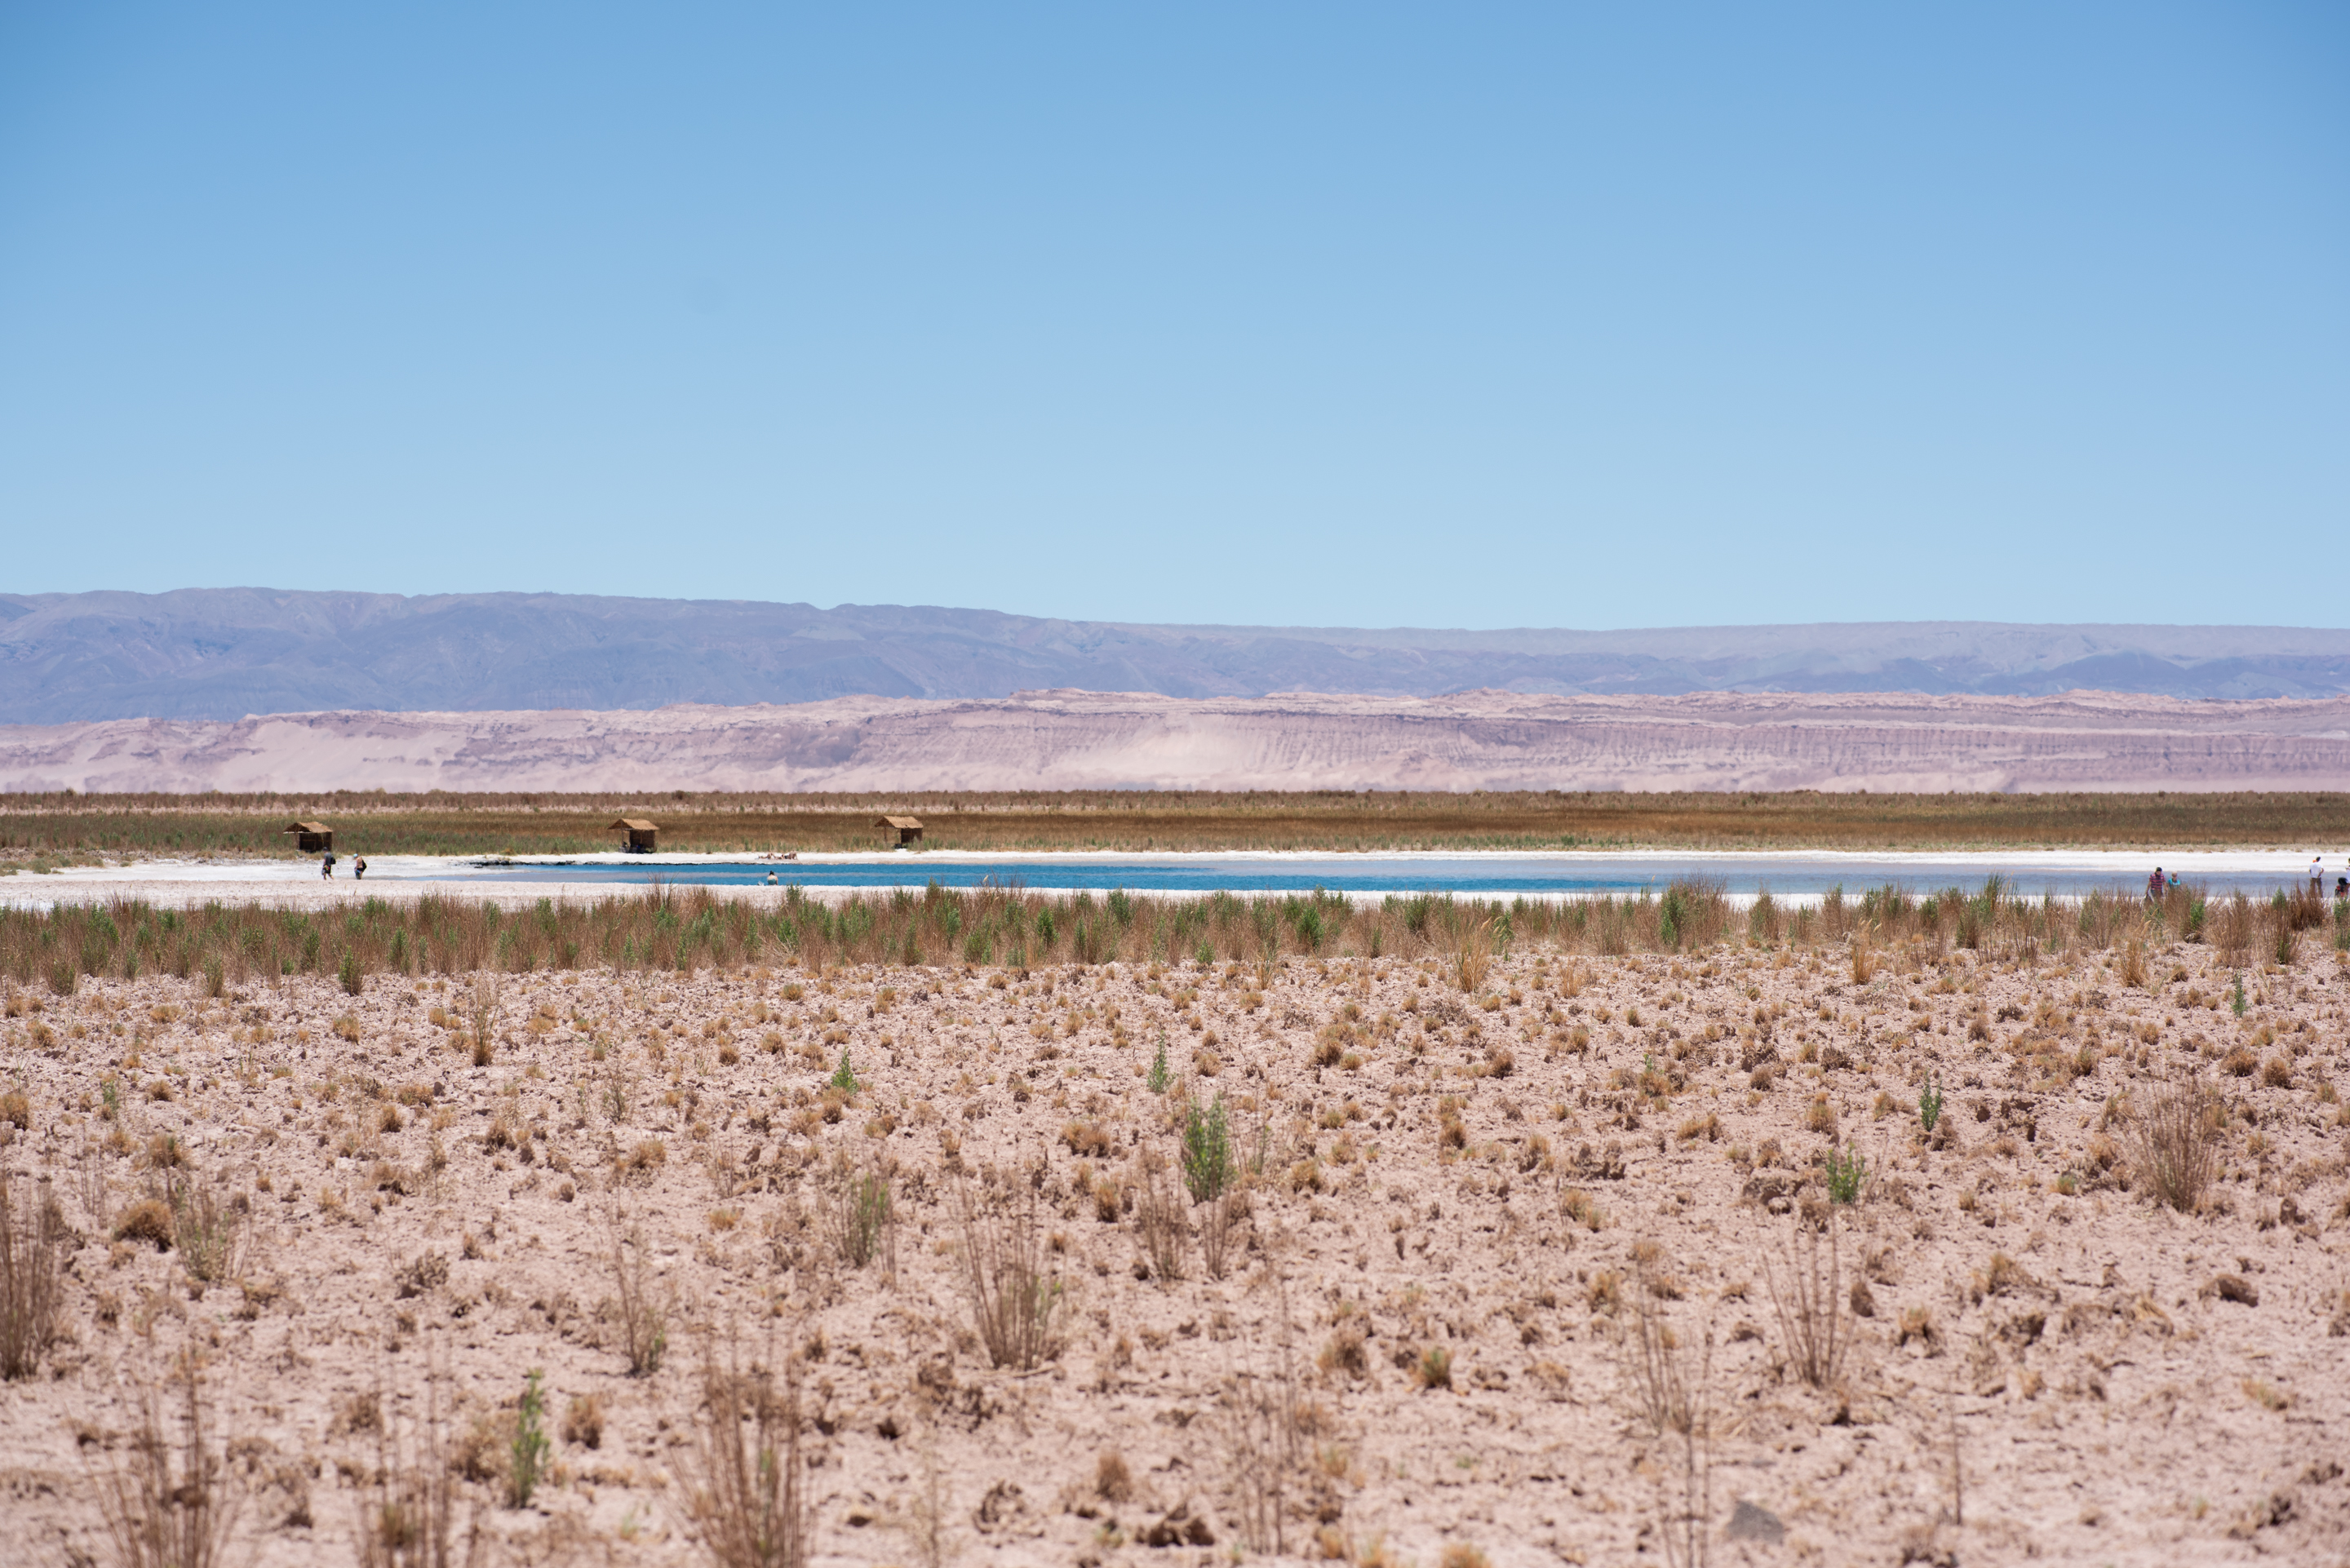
[2,847,2327,913]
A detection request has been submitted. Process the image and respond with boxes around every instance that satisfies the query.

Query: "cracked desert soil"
[2,933,2347,1567]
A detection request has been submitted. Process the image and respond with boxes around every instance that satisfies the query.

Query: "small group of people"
[2150,858,2350,901]
[319,852,367,880]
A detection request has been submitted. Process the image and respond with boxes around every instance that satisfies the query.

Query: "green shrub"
[510,1370,550,1508]
[1825,1143,1865,1205]
[1180,1095,1234,1204]
[1147,1034,1171,1096]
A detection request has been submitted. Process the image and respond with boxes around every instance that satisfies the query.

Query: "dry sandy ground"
[2,937,2347,1568]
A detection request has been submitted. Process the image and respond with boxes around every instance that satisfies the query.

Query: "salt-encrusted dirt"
[2,937,2346,1567]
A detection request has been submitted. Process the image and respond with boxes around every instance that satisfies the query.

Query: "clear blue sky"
[2,3,2343,630]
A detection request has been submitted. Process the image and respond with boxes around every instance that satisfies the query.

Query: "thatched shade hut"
[282,822,332,853]
[876,815,924,848]
[609,818,659,853]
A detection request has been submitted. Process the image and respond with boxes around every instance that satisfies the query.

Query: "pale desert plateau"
[10,688,2350,796]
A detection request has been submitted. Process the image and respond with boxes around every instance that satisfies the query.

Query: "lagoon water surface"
[441,852,2316,901]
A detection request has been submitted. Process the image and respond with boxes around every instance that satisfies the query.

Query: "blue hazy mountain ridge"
[2,589,2348,723]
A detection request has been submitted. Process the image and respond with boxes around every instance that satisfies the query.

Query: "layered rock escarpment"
[4,688,2348,794]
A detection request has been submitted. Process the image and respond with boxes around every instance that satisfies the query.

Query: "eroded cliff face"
[3,688,2348,794]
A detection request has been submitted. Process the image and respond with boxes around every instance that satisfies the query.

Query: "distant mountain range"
[3,588,2349,723]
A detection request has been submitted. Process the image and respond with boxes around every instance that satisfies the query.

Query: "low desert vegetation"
[0,872,2342,1564]
[1767,1220,1852,1390]
[830,1163,894,1273]
[2130,1077,2222,1213]
[686,1334,811,1568]
[955,1180,1065,1371]
[95,1363,242,1568]
[7,787,2350,862]
[0,1167,66,1380]
[608,1212,669,1377]
[8,874,2323,999]
[357,1371,476,1568]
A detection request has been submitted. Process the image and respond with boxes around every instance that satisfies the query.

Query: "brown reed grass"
[686,1333,811,1568]
[1133,1154,1187,1285]
[95,1362,242,1568]
[954,1180,1063,1371]
[358,1362,479,1568]
[7,787,2348,862]
[2131,1079,2220,1213]
[1765,1220,1849,1390]
[1,871,2300,993]
[0,1170,66,1380]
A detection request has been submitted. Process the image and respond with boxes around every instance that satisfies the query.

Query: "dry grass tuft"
[0,1171,67,1380]
[112,1197,175,1251]
[686,1335,810,1568]
[358,1367,479,1568]
[1133,1154,1187,1285]
[2131,1078,2219,1213]
[1765,1219,1849,1389]
[954,1181,1064,1370]
[561,1391,603,1450]
[831,1163,895,1273]
[95,1362,242,1568]
[1623,1246,1705,1437]
[166,1173,247,1285]
[461,976,502,1067]
[1094,1450,1134,1504]
[609,1212,669,1376]
[1198,1186,1245,1282]
[1444,917,1495,994]
[1222,1266,1309,1557]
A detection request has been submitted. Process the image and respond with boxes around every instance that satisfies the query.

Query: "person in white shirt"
[2312,857,2326,896]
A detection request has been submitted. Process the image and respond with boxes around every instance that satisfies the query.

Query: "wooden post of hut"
[609,818,659,853]
[282,822,333,853]
[877,815,924,848]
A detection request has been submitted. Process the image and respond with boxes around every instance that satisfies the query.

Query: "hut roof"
[877,816,924,830]
[283,822,330,833]
[609,818,659,831]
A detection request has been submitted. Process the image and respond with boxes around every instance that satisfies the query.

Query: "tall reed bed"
[0,879,2334,990]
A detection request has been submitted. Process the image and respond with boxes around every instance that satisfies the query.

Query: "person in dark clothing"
[354,857,368,880]
[321,852,336,879]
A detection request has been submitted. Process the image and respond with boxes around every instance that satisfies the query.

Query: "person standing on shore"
[354,856,368,880]
[2312,857,2326,897]
[2147,866,2165,901]
[321,851,336,879]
